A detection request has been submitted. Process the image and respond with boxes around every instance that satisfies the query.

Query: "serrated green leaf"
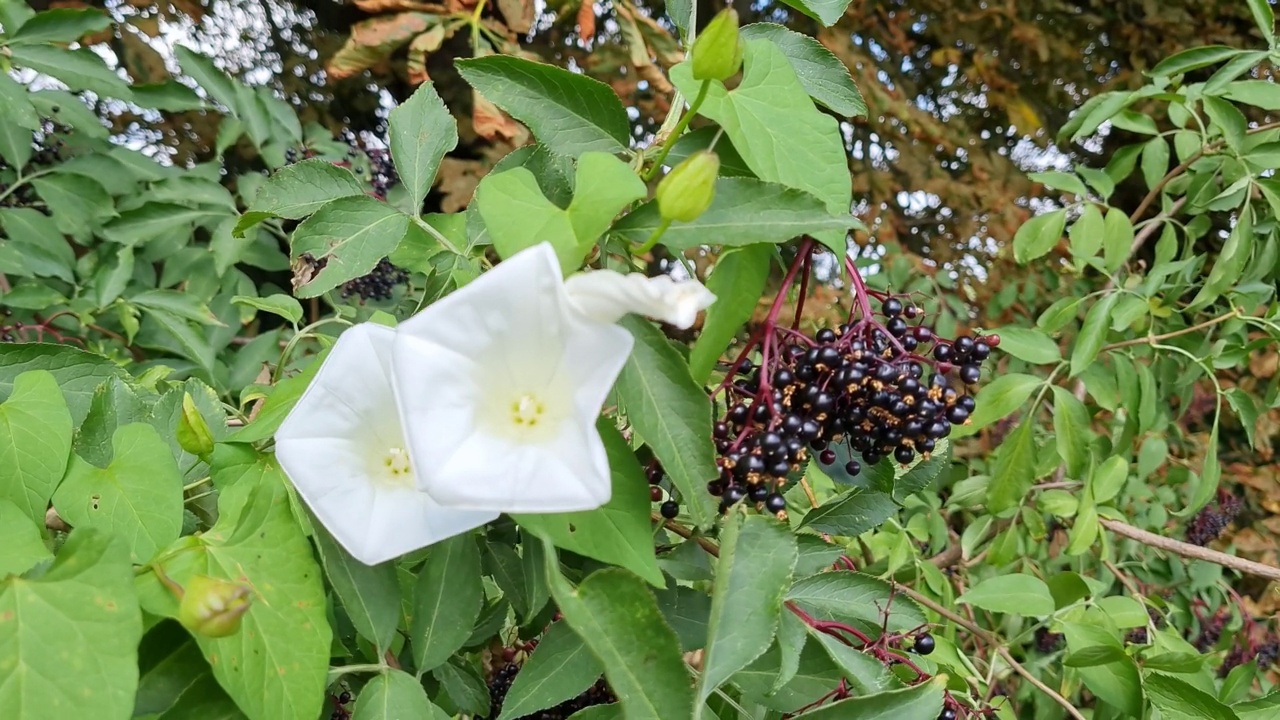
[738,24,866,116]
[411,533,483,672]
[1090,456,1128,505]
[1050,385,1091,478]
[696,514,797,712]
[1191,206,1254,309]
[774,0,854,26]
[132,289,223,326]
[313,525,400,652]
[689,244,772,384]
[230,294,304,325]
[804,628,901,695]
[0,370,73,526]
[670,40,852,252]
[1012,208,1067,264]
[389,82,458,215]
[102,203,227,247]
[498,621,602,720]
[609,177,861,252]
[1068,203,1104,263]
[353,669,448,720]
[616,316,719,529]
[785,571,926,634]
[514,420,664,585]
[8,45,132,99]
[994,326,1061,364]
[0,530,142,719]
[289,196,410,298]
[791,677,945,719]
[546,558,694,720]
[1150,46,1244,77]
[1144,673,1238,720]
[456,56,630,157]
[235,159,365,234]
[985,420,1036,513]
[798,487,897,536]
[30,172,114,235]
[955,372,1040,436]
[1070,293,1119,377]
[958,573,1055,616]
[8,7,111,45]
[1142,137,1171,190]
[1101,207,1135,274]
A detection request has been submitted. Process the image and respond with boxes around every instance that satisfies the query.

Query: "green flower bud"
[657,151,719,223]
[176,392,215,458]
[691,9,742,81]
[178,575,252,638]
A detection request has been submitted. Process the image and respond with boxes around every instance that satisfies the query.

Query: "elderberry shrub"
[1185,491,1242,546]
[482,663,615,720]
[711,289,996,516]
[341,258,409,302]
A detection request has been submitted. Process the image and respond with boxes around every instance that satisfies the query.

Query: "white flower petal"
[275,323,496,565]
[393,243,631,513]
[563,270,716,329]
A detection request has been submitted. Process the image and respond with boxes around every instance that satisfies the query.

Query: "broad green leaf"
[456,55,630,157]
[412,533,483,672]
[389,82,458,215]
[0,344,128,425]
[353,669,449,720]
[498,621,603,720]
[0,208,74,282]
[0,530,141,718]
[616,317,719,529]
[1090,456,1128,505]
[1191,206,1254,309]
[774,0,854,26]
[1096,596,1148,628]
[1050,385,1091,478]
[739,24,866,116]
[235,159,365,234]
[1236,692,1280,720]
[785,571,926,633]
[1186,423,1222,515]
[957,573,1055,616]
[798,487,897,536]
[790,676,946,719]
[52,423,183,564]
[1101,207,1135,274]
[737,642,844,711]
[7,45,132,99]
[1143,673,1238,720]
[30,173,114,235]
[609,178,861,252]
[1203,96,1247,151]
[73,377,148,469]
[289,195,411,298]
[1070,293,1119,377]
[1012,208,1067,264]
[1038,296,1082,332]
[546,559,695,720]
[135,476,330,720]
[1223,80,1280,110]
[805,628,901,695]
[0,370,72,525]
[696,514,798,711]
[890,438,951,501]
[656,582,712,650]
[433,660,490,716]
[131,81,206,112]
[1064,645,1127,667]
[313,525,400,652]
[0,499,51,577]
[1246,0,1276,44]
[131,289,223,326]
[1066,497,1099,555]
[954,373,1041,436]
[514,421,665,587]
[0,75,37,131]
[993,326,1061,364]
[134,623,246,720]
[1225,387,1260,448]
[1029,171,1090,197]
[670,40,852,252]
[0,101,33,169]
[139,307,216,375]
[1141,137,1171,190]
[231,294,304,325]
[9,8,111,45]
[176,47,243,113]
[565,152,647,250]
[101,203,227,247]
[985,420,1036,514]
[1150,46,1243,77]
[689,244,772,384]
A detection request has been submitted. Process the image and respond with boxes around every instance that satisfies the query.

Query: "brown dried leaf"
[497,0,534,34]
[436,157,485,213]
[577,0,596,41]
[406,25,449,85]
[472,89,523,142]
[326,13,435,81]
[354,0,447,12]
[120,21,170,85]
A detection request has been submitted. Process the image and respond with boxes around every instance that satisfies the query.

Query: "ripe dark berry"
[883,297,903,317]
[894,446,914,464]
[649,486,663,502]
[749,484,769,502]
[844,460,861,476]
[816,328,836,343]
[723,485,746,505]
[939,709,957,720]
[863,450,882,466]
[946,405,970,424]
[819,449,836,464]
[713,422,729,439]
[904,305,921,319]
[338,691,352,704]
[934,344,953,362]
[914,326,932,341]
[953,335,975,356]
[764,493,787,513]
[972,341,991,361]
[660,500,680,519]
[958,364,981,384]
[886,317,909,337]
[913,633,936,655]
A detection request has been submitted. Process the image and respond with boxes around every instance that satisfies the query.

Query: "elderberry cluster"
[481,664,615,720]
[340,257,408,302]
[712,296,995,514]
[1185,492,1242,546]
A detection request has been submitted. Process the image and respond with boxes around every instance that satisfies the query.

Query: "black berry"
[913,633,935,655]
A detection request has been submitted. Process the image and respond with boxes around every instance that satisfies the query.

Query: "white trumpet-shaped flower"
[275,323,497,565]
[564,270,717,330]
[392,242,715,514]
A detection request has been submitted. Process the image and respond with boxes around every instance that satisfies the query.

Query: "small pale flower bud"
[177,393,215,458]
[178,575,252,638]
[691,9,742,81]
[657,151,719,223]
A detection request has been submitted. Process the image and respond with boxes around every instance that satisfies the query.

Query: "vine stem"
[1098,517,1280,582]
[1098,307,1239,351]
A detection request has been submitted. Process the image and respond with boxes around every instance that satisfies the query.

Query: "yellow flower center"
[511,394,546,427]
[376,447,415,489]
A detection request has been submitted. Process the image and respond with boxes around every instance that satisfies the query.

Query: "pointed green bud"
[657,151,719,223]
[691,9,742,81]
[176,392,215,458]
[178,575,252,638]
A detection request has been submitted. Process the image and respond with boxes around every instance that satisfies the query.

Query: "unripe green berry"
[178,575,252,638]
[657,151,719,222]
[691,9,742,81]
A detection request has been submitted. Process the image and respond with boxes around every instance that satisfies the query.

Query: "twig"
[654,513,720,557]
[1099,518,1280,582]
[1100,308,1239,351]
[894,584,1087,720]
[1102,559,1143,599]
